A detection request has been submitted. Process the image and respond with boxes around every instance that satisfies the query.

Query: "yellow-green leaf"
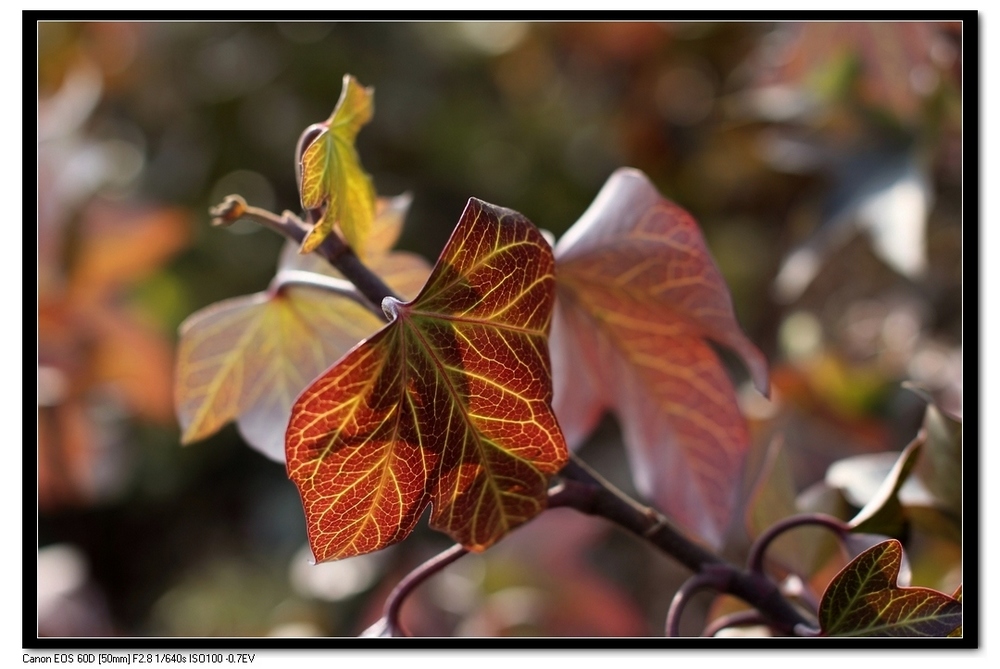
[299,74,376,253]
[175,286,381,461]
[175,196,430,461]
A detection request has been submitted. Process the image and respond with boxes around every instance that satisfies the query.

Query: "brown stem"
[554,453,814,635]
[665,568,730,637]
[558,454,722,572]
[746,513,851,575]
[209,195,401,316]
[383,544,468,637]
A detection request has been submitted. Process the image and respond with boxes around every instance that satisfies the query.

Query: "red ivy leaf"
[551,168,769,547]
[286,199,568,561]
[819,539,962,637]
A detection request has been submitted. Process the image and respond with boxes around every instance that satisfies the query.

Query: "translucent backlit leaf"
[819,539,961,636]
[550,168,769,547]
[299,74,376,253]
[286,198,568,562]
[175,286,381,461]
[175,196,430,461]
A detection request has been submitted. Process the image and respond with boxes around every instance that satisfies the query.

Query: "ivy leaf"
[286,198,568,562]
[299,74,376,254]
[175,196,430,461]
[550,168,769,546]
[175,285,380,461]
[819,539,962,637]
[948,586,962,637]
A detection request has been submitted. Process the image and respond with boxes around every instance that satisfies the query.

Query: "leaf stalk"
[382,544,468,637]
[209,195,401,317]
[746,513,851,575]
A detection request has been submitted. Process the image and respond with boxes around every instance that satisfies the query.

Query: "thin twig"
[666,568,731,637]
[383,544,468,637]
[210,195,307,239]
[560,453,723,573]
[746,513,851,575]
[209,195,401,316]
[555,453,814,635]
[546,479,596,510]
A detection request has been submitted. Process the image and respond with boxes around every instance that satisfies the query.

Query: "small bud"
[209,195,248,227]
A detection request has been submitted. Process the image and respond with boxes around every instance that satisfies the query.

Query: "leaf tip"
[178,426,198,446]
[730,336,771,399]
[750,358,772,398]
[464,196,516,221]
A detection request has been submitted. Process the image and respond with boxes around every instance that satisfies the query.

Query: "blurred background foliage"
[37,21,963,637]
